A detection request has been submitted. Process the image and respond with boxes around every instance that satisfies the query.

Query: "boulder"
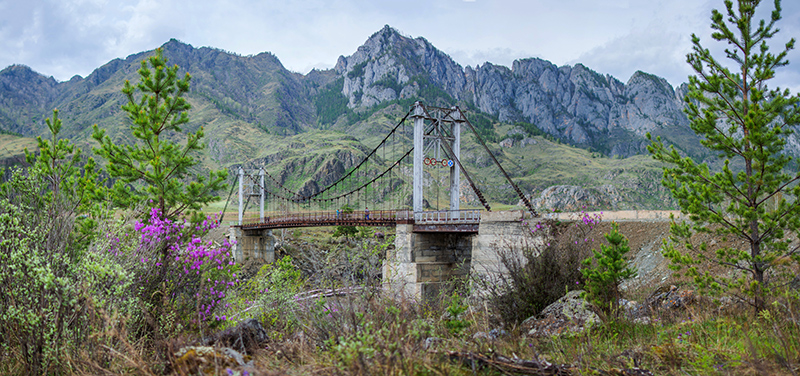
[646,285,695,311]
[173,346,255,375]
[203,318,269,354]
[522,290,603,337]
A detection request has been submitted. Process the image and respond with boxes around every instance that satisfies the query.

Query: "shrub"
[443,292,472,335]
[223,255,304,335]
[106,207,238,345]
[476,211,602,326]
[0,110,124,375]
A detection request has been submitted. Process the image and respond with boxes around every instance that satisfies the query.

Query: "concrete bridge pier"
[229,227,276,263]
[383,210,539,301]
[383,224,474,301]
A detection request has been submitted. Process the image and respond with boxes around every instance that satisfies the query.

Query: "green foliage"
[0,128,22,136]
[332,204,358,239]
[647,0,800,311]
[443,292,472,335]
[0,111,125,375]
[92,48,227,223]
[224,256,303,332]
[347,61,367,79]
[24,109,106,247]
[581,222,637,315]
[476,216,597,326]
[315,77,349,125]
[91,49,235,356]
[469,112,498,143]
[372,72,403,94]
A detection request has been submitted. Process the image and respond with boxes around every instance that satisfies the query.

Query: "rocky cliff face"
[0,65,61,135]
[334,25,467,109]
[335,26,695,157]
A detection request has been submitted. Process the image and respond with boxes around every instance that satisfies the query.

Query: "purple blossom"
[126,207,237,322]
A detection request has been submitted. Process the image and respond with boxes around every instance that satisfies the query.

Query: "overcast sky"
[2,0,800,92]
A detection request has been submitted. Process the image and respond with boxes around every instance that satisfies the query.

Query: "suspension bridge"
[227,101,539,299]
[230,101,535,233]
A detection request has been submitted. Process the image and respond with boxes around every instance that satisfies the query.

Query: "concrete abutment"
[229,227,276,263]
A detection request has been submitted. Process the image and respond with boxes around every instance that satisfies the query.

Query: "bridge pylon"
[411,101,463,217]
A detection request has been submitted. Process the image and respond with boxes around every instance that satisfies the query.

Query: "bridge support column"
[450,107,461,212]
[259,168,265,220]
[412,101,424,215]
[384,224,474,301]
[238,167,244,225]
[228,227,276,264]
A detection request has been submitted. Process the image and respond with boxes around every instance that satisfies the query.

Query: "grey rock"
[531,185,617,212]
[472,328,508,341]
[203,318,268,354]
[334,27,702,158]
[424,336,442,349]
[523,290,602,337]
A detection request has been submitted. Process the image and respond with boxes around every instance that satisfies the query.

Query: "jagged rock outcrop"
[532,185,618,212]
[335,25,467,109]
[335,26,697,157]
[522,290,603,337]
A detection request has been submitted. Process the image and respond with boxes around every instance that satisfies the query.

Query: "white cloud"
[0,0,798,93]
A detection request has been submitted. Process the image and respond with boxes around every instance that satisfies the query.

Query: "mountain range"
[0,25,716,210]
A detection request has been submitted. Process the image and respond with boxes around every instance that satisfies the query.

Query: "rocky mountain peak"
[336,25,466,109]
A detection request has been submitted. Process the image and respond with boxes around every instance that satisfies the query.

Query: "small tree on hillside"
[581,222,637,315]
[92,48,227,222]
[648,0,800,312]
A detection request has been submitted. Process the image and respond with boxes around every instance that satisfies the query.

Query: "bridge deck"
[237,209,481,233]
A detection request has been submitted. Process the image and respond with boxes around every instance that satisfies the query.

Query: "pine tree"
[581,222,637,315]
[92,48,227,223]
[648,0,800,312]
[92,48,231,348]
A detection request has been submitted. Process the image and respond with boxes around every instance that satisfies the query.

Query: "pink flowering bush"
[110,207,238,337]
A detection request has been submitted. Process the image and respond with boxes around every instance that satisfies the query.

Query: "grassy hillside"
[0,134,36,164]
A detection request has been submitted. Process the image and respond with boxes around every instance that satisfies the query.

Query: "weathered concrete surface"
[471,210,542,278]
[229,227,276,263]
[383,224,473,300]
[383,224,416,298]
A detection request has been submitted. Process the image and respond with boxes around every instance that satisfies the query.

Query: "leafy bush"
[476,211,602,326]
[0,111,124,375]
[107,207,237,342]
[223,255,304,335]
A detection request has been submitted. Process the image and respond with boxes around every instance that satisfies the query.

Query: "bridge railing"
[237,209,481,229]
[240,209,399,228]
[413,209,481,224]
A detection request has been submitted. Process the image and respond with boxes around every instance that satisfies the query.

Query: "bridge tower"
[231,167,275,263]
[411,101,463,215]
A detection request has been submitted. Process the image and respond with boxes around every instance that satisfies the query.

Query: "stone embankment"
[541,209,682,222]
[471,210,683,296]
